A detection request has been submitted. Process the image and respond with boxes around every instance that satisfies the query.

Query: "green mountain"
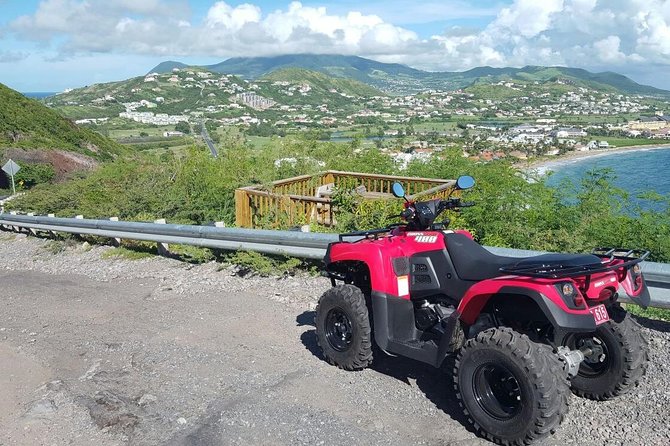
[148,54,669,96]
[0,83,124,161]
[48,66,383,120]
[260,67,383,97]
[147,61,189,74]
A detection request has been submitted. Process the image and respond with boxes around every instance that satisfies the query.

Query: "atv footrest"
[386,339,439,365]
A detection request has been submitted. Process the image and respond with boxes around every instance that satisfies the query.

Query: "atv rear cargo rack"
[499,248,650,279]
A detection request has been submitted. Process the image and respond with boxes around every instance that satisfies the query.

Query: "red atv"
[316,176,650,445]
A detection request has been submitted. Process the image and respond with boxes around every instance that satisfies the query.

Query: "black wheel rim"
[472,363,523,421]
[325,307,353,352]
[568,335,610,377]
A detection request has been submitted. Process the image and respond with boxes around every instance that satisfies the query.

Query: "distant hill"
[0,83,124,161]
[260,67,383,97]
[148,54,669,96]
[147,61,189,74]
[48,66,382,119]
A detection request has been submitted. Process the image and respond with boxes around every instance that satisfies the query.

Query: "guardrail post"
[154,218,170,256]
[9,211,17,231]
[47,214,57,237]
[26,213,37,236]
[109,217,121,246]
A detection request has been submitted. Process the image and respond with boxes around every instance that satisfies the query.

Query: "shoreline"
[521,143,670,174]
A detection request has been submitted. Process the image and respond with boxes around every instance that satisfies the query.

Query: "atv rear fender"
[457,278,598,340]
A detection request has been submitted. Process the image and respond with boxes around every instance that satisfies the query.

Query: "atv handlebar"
[402,197,475,230]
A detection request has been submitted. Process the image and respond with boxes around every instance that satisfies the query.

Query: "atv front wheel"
[565,307,648,400]
[315,285,373,371]
[454,327,569,445]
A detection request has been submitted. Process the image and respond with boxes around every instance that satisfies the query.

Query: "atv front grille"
[413,263,429,273]
[414,274,432,284]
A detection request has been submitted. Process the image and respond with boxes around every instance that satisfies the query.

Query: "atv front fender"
[457,280,597,339]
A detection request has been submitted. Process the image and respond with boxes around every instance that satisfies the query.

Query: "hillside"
[148,55,669,96]
[0,83,124,161]
[260,67,383,97]
[147,61,189,75]
[48,66,383,121]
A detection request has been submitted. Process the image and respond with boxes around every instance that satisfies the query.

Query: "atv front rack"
[499,248,650,279]
[338,226,396,241]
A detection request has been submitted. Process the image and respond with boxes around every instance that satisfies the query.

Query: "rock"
[137,393,157,407]
[24,399,57,419]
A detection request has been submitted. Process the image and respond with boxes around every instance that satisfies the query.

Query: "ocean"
[543,147,670,211]
[22,92,57,99]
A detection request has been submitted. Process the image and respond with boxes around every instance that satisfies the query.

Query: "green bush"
[15,162,55,189]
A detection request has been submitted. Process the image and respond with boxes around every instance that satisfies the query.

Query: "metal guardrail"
[1,213,669,309]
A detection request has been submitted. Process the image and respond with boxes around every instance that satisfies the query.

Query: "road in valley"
[200,121,218,158]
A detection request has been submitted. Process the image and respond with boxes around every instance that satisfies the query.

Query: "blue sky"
[1,0,670,91]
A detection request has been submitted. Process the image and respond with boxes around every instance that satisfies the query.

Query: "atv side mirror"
[456,175,475,190]
[391,182,406,198]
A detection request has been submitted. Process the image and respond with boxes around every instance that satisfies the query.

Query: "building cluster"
[234,92,276,110]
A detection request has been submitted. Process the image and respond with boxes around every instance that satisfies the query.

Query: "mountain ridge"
[147,54,668,96]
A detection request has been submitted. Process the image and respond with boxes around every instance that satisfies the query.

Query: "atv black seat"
[445,233,602,281]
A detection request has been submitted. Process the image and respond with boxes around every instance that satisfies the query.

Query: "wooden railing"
[235,171,454,228]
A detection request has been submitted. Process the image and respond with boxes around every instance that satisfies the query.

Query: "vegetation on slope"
[148,54,669,96]
[261,67,384,97]
[7,136,670,263]
[0,83,124,160]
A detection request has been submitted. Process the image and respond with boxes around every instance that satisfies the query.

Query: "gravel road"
[0,232,669,446]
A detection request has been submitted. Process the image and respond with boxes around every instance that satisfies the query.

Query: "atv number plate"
[589,304,610,325]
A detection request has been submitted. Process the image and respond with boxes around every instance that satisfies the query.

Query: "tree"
[175,121,191,134]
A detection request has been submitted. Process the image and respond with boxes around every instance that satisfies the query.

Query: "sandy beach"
[521,143,670,174]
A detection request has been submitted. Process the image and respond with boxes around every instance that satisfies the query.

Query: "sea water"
[543,147,670,212]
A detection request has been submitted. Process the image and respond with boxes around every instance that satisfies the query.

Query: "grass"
[41,239,78,254]
[624,303,670,322]
[245,136,274,149]
[170,244,215,263]
[224,250,308,277]
[0,233,16,242]
[101,246,155,260]
[108,126,178,139]
[596,137,665,148]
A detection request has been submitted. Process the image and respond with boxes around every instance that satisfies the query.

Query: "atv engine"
[414,300,454,330]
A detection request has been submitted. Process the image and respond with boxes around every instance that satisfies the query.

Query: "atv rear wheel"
[454,327,569,445]
[315,285,372,371]
[565,307,648,400]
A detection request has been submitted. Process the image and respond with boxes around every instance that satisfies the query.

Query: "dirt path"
[0,234,669,445]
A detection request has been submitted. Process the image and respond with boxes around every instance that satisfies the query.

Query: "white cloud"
[492,0,564,38]
[6,0,670,79]
[594,36,626,63]
[0,50,28,63]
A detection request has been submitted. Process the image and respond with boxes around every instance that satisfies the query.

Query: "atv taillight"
[555,281,585,309]
[598,288,614,300]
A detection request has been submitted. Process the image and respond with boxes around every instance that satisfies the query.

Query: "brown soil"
[2,148,97,181]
